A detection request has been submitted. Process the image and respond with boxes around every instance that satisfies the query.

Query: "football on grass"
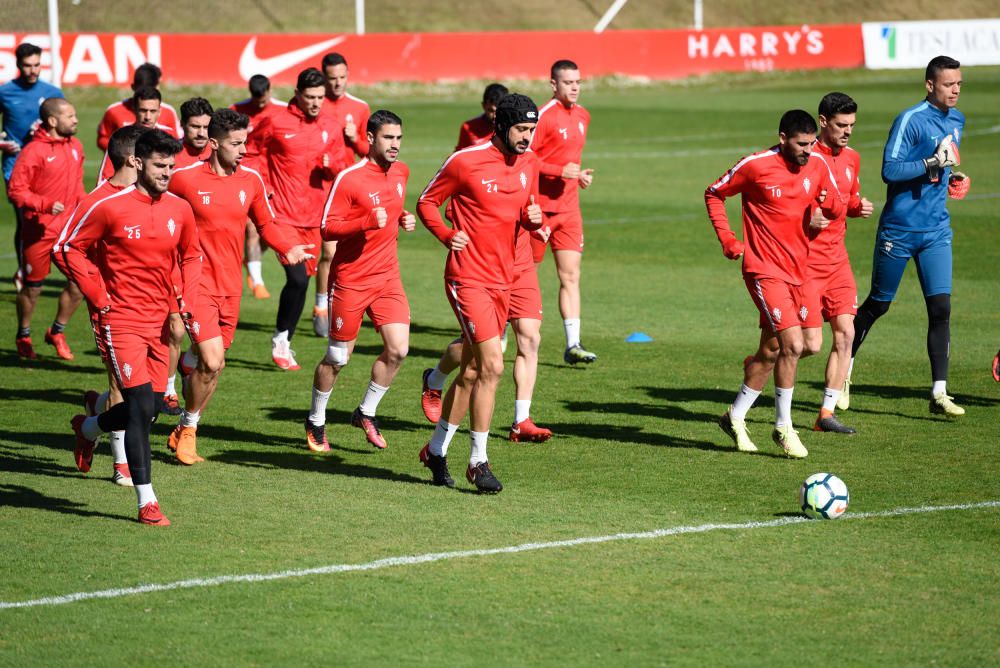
[799,473,849,519]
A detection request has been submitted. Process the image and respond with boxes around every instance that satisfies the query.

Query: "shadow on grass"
[0,351,102,374]
[0,484,130,521]
[0,446,80,479]
[561,398,720,424]
[0,386,89,408]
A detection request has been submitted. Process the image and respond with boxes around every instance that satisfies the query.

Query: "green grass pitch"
[1,67,998,665]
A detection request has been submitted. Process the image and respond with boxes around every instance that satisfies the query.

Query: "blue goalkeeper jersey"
[0,76,63,181]
[879,99,964,232]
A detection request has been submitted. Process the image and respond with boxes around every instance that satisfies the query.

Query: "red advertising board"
[0,25,864,87]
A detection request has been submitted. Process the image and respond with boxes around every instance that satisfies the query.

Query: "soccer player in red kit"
[62,129,201,525]
[53,124,148,487]
[805,92,874,433]
[312,52,372,337]
[706,109,845,458]
[305,110,415,452]
[232,74,284,299]
[168,109,314,464]
[9,98,85,360]
[95,63,180,151]
[417,93,543,492]
[455,83,508,150]
[247,67,349,371]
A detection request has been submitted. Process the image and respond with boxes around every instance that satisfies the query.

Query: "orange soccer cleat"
[168,425,205,465]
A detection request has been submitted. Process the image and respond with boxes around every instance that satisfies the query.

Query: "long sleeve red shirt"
[60,185,202,323]
[96,98,181,151]
[808,142,864,266]
[7,127,85,230]
[705,147,845,285]
[529,99,590,213]
[418,141,540,289]
[322,93,371,164]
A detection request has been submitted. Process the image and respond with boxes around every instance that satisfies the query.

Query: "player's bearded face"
[926,69,962,109]
[17,55,41,84]
[821,113,855,148]
[184,115,211,150]
[506,123,536,154]
[54,106,79,137]
[371,124,402,165]
[780,132,816,167]
[214,129,247,170]
[324,64,348,98]
[297,87,326,118]
[138,152,176,195]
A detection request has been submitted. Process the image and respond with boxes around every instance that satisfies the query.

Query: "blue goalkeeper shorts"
[867,226,953,301]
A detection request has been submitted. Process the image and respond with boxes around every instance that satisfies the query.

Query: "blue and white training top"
[879,99,965,232]
[0,77,63,181]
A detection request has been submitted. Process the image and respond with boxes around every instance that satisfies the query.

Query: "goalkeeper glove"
[925,136,960,182]
[948,171,970,200]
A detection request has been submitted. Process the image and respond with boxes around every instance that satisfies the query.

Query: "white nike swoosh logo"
[238,36,347,80]
[368,192,379,198]
[197,190,212,195]
[481,179,496,185]
[47,156,56,162]
[284,133,296,139]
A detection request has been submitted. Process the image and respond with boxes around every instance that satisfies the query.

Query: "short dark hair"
[367,109,402,135]
[818,92,857,119]
[550,59,578,80]
[321,52,348,70]
[132,86,162,104]
[180,97,214,124]
[39,98,68,125]
[132,62,162,89]
[296,67,325,91]
[15,43,42,65]
[249,74,270,98]
[107,125,149,170]
[483,83,509,106]
[779,109,817,137]
[208,108,249,140]
[134,128,182,160]
[926,55,961,82]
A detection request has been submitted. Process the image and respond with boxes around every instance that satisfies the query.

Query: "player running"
[95,63,180,150]
[706,109,845,458]
[305,110,415,452]
[530,60,597,365]
[167,109,314,464]
[312,52,372,337]
[455,83,508,150]
[247,67,349,371]
[8,98,85,360]
[62,129,201,525]
[417,93,543,492]
[804,92,874,434]
[844,56,968,417]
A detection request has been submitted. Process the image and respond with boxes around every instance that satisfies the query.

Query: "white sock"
[247,260,264,286]
[514,399,531,424]
[774,386,794,428]
[427,365,448,391]
[180,409,201,429]
[272,330,289,345]
[165,375,177,396]
[81,415,103,441]
[730,384,761,421]
[564,318,581,348]
[135,483,157,508]
[358,380,389,416]
[315,292,328,309]
[96,391,110,413]
[310,387,332,426]
[821,388,840,413]
[932,380,947,396]
[428,420,459,456]
[469,430,489,465]
[110,430,127,464]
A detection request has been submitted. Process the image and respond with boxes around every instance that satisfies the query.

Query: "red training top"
[530,98,590,213]
[455,114,493,151]
[7,127,85,230]
[96,98,181,151]
[808,141,864,266]
[321,93,371,165]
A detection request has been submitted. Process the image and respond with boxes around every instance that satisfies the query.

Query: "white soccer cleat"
[718,411,758,453]
[930,392,965,417]
[771,425,808,458]
[837,375,851,411]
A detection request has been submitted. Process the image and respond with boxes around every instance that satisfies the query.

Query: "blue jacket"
[0,77,63,181]
[879,99,964,232]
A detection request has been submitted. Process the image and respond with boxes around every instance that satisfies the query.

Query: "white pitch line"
[1,500,997,611]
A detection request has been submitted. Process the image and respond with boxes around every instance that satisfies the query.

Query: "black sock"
[276,263,309,340]
[926,294,951,382]
[122,383,156,486]
[50,321,65,335]
[851,297,892,358]
[17,327,30,338]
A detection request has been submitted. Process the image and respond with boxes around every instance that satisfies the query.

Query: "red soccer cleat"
[15,335,37,360]
[271,339,301,371]
[112,462,133,487]
[993,350,1000,383]
[421,368,442,423]
[304,418,330,452]
[44,328,74,360]
[71,414,96,473]
[509,417,553,443]
[138,502,171,526]
[351,407,387,449]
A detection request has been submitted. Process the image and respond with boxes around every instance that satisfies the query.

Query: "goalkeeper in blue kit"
[843,56,969,417]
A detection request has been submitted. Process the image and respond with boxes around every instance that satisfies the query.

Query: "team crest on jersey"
[803,177,812,194]
[578,121,585,136]
[799,306,808,321]
[191,321,201,336]
[239,190,246,206]
[167,218,176,237]
[772,307,782,323]
[322,130,329,144]
[122,363,132,380]
[468,321,476,336]
[519,172,527,189]
[883,241,894,254]
[335,317,343,332]
[396,182,403,198]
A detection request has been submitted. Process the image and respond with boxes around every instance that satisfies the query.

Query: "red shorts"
[445,281,510,344]
[284,225,320,276]
[328,277,410,341]
[19,221,60,285]
[509,268,543,321]
[744,276,821,333]
[530,210,584,262]
[805,262,858,326]
[189,293,242,349]
[100,317,170,392]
